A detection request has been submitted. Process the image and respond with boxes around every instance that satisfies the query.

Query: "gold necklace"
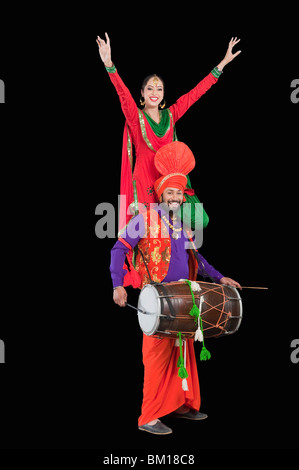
[162,215,183,239]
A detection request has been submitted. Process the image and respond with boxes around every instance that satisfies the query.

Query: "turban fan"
[154,141,196,199]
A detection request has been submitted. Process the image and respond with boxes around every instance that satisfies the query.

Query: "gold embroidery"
[126,124,133,170]
[134,209,172,288]
[151,246,161,265]
[149,219,160,238]
[151,266,159,281]
[156,173,185,192]
[161,247,171,263]
[138,109,156,152]
[142,244,151,264]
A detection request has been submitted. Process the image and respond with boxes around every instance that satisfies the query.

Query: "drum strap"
[190,249,212,282]
[185,230,212,282]
[156,283,176,320]
[137,246,176,320]
[136,247,153,283]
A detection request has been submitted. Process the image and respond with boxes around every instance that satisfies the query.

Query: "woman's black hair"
[141,74,165,91]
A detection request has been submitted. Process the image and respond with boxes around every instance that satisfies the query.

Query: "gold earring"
[159,99,166,109]
[140,97,145,106]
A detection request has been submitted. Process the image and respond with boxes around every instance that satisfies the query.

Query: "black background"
[0,5,298,466]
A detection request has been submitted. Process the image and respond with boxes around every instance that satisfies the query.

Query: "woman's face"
[141,76,164,109]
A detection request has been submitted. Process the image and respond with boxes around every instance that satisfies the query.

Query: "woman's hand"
[96,32,113,68]
[217,37,241,71]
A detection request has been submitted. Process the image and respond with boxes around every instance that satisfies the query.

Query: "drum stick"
[126,303,148,315]
[239,286,268,290]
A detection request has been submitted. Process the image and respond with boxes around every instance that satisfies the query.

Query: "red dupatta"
[119,123,134,232]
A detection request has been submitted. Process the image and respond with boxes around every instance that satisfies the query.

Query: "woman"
[96,33,241,231]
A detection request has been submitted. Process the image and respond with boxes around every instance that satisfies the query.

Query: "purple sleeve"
[197,252,223,283]
[110,240,130,288]
[109,213,145,288]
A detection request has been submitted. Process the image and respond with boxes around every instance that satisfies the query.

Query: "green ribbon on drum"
[176,280,211,388]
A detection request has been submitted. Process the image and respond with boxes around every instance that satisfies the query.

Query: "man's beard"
[160,198,182,215]
[167,200,181,213]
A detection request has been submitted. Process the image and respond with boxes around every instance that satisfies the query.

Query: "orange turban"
[154,141,195,199]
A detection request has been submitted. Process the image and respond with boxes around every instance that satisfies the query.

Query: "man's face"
[161,187,184,213]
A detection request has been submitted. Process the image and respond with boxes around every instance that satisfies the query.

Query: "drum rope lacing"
[185,280,211,361]
[198,284,231,334]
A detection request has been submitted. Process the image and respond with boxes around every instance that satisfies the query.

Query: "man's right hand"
[113,286,127,307]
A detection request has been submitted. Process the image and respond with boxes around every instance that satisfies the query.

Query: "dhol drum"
[137,281,242,339]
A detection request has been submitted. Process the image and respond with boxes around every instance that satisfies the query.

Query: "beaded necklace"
[161,214,183,240]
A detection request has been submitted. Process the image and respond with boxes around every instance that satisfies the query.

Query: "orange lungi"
[138,334,201,426]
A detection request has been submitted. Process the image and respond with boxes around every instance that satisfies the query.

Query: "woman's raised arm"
[169,37,241,123]
[96,33,139,126]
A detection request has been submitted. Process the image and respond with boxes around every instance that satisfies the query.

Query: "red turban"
[154,141,195,199]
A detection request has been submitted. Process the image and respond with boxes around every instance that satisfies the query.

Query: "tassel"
[129,268,142,288]
[182,378,189,391]
[200,346,211,361]
[188,304,200,322]
[123,254,141,288]
[178,362,188,379]
[199,312,211,361]
[179,279,201,293]
[189,281,201,293]
[194,328,203,342]
[123,268,141,288]
[194,297,204,342]
[177,332,189,381]
[185,280,200,324]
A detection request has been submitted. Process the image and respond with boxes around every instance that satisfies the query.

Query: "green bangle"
[105,64,116,73]
[211,67,223,79]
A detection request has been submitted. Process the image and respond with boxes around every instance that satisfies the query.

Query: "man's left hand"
[220,277,242,290]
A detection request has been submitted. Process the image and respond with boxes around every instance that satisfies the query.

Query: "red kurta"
[107,69,218,229]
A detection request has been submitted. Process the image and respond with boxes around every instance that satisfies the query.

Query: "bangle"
[105,63,116,74]
[211,67,223,79]
[113,286,122,290]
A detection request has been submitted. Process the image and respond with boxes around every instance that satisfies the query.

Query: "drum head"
[137,284,161,336]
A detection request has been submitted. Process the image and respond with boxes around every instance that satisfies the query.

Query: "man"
[110,141,240,435]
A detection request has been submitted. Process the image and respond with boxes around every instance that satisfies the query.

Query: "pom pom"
[123,253,142,288]
[178,366,189,379]
[189,304,200,323]
[189,281,201,293]
[182,378,189,391]
[194,327,203,342]
[200,346,211,361]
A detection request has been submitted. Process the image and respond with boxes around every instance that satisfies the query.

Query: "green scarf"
[143,109,170,137]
